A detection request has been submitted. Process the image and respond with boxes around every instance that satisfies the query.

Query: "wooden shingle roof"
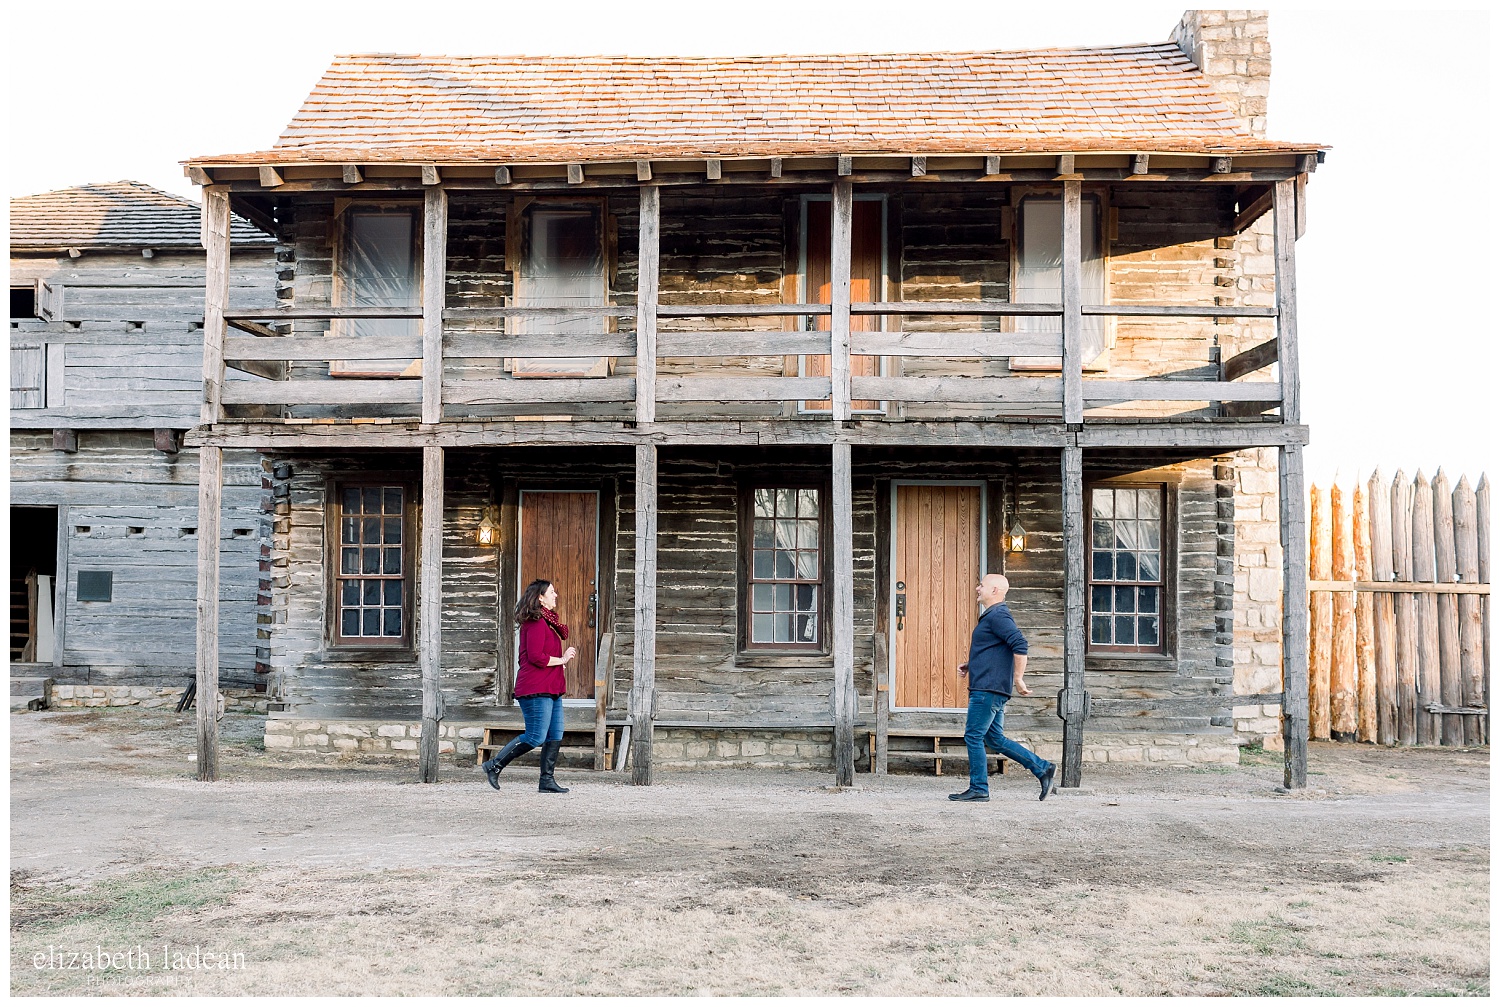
[9,181,272,252]
[190,44,1321,166]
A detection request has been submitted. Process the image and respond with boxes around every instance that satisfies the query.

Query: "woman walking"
[482,578,578,793]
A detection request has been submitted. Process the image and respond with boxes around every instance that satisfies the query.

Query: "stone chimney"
[1171,10,1271,137]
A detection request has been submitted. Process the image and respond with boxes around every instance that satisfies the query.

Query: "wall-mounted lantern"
[475,505,502,548]
[1007,519,1027,554]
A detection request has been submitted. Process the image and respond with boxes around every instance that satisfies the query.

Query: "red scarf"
[540,606,569,642]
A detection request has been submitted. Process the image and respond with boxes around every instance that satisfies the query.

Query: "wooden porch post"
[636,185,659,425]
[421,187,448,425]
[1059,444,1087,786]
[1060,180,1083,425]
[200,188,230,426]
[630,443,659,785]
[830,178,853,422]
[418,445,445,783]
[194,445,223,781]
[1272,179,1301,424]
[1280,444,1309,787]
[1273,176,1308,788]
[831,441,856,787]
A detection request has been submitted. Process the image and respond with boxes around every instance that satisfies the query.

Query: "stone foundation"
[49,684,269,714]
[261,718,1241,768]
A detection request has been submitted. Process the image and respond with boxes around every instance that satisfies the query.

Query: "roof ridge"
[326,42,1182,63]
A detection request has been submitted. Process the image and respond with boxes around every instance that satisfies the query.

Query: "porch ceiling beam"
[186,420,1309,451]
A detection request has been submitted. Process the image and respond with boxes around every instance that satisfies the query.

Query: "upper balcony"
[191,155,1312,450]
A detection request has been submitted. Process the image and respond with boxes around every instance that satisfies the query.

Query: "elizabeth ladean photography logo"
[33,945,246,973]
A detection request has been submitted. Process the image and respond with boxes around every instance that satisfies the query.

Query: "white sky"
[7,4,1494,489]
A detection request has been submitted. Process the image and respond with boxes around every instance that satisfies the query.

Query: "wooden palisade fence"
[1307,469,1489,747]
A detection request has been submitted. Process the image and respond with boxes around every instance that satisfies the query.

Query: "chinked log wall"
[257,185,1271,422]
[266,447,1233,736]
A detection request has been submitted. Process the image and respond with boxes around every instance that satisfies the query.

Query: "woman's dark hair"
[515,579,552,623]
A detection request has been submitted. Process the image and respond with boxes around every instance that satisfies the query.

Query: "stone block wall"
[1171,10,1271,137]
[257,718,1242,769]
[1232,447,1285,748]
[49,684,269,714]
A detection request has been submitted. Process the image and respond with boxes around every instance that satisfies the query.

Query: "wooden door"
[803,198,883,411]
[892,484,983,708]
[519,491,598,699]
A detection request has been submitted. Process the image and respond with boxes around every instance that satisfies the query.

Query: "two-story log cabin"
[181,9,1319,788]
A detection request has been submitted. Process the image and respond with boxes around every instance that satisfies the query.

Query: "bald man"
[949,573,1056,802]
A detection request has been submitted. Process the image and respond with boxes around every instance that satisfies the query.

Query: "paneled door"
[892,483,984,709]
[518,490,598,700]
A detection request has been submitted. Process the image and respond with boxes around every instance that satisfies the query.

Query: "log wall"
[266,447,1231,737]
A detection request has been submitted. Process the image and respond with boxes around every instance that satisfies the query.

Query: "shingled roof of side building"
[9,181,273,252]
[187,44,1324,166]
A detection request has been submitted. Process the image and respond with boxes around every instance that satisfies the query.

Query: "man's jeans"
[964,689,1049,793]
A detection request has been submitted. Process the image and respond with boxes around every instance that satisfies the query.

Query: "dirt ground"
[8,707,1490,996]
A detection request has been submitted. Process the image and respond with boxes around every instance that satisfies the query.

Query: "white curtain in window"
[1015,197,1106,363]
[513,207,606,377]
[342,212,418,339]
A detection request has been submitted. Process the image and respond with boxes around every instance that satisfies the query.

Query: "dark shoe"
[482,736,535,789]
[537,740,569,794]
[947,787,990,802]
[1037,763,1056,801]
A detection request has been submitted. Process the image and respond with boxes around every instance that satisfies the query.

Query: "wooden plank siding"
[8,431,265,685]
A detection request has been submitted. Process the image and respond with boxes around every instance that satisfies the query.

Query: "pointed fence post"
[1367,469,1398,745]
[1432,470,1464,746]
[1308,483,1331,739]
[1411,471,1442,745]
[1453,475,1485,746]
[1329,484,1357,740]
[1352,482,1377,743]
[1391,470,1418,744]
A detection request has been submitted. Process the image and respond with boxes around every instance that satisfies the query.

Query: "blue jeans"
[516,694,565,746]
[965,690,1049,793]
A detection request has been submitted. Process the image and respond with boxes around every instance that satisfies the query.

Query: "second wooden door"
[892,483,983,709]
[518,490,598,699]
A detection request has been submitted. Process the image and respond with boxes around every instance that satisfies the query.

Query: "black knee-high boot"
[537,740,568,794]
[481,736,535,790]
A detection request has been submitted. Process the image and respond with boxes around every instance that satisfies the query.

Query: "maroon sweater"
[514,618,566,698]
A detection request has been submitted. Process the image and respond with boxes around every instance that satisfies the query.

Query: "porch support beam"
[422,187,448,424]
[201,188,231,425]
[418,445,445,782]
[631,443,659,785]
[194,445,223,781]
[830,178,854,422]
[831,441,856,787]
[1272,179,1301,423]
[1279,443,1310,788]
[1059,444,1087,787]
[636,185,660,424]
[1061,181,1083,425]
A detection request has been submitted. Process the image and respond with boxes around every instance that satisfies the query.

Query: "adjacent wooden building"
[9,181,274,695]
[181,10,1320,787]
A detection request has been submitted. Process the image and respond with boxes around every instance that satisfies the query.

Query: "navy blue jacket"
[966,602,1029,696]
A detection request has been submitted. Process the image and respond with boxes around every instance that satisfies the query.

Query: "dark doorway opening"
[11,507,58,662]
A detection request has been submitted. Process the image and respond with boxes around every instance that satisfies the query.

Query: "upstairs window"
[1088,484,1168,654]
[508,202,610,378]
[1011,193,1107,369]
[332,205,421,377]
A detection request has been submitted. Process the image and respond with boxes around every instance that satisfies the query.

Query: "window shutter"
[11,342,45,408]
[37,280,64,321]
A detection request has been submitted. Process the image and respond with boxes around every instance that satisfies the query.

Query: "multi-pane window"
[1089,485,1165,653]
[335,485,408,644]
[747,487,823,648]
[333,207,420,376]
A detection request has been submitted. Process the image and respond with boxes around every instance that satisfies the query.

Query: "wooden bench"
[874,729,1006,777]
[476,726,616,769]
